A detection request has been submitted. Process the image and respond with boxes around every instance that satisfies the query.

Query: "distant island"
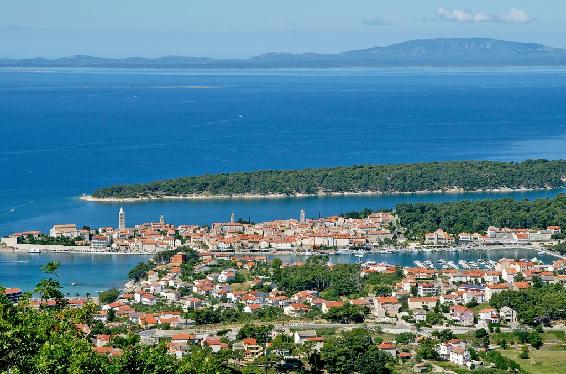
[87,160,566,201]
[3,38,566,69]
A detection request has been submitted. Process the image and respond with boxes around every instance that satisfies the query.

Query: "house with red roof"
[96,334,111,347]
[322,300,344,314]
[450,305,474,326]
[407,297,438,310]
[3,288,22,303]
[378,341,397,357]
[478,308,499,324]
[283,303,311,317]
[374,296,401,318]
[485,283,509,301]
[93,346,122,357]
[203,336,228,352]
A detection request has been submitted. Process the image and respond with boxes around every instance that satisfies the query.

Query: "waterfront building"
[91,235,110,250]
[119,207,126,230]
[424,229,454,246]
[49,224,88,240]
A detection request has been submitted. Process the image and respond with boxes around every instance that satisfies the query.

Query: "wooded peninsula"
[396,193,566,237]
[90,160,566,200]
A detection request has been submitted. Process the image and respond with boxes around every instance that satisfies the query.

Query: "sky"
[1,0,565,58]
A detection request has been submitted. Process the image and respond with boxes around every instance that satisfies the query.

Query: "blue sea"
[2,66,566,294]
[1,67,566,234]
[0,252,152,295]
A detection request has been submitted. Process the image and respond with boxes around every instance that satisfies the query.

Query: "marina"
[0,247,557,295]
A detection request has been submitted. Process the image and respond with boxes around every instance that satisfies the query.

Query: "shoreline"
[0,247,154,256]
[3,244,563,260]
[80,186,557,203]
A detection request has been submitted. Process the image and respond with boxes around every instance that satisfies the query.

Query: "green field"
[502,348,566,374]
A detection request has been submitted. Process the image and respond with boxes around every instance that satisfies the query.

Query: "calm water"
[0,248,555,295]
[0,251,151,295]
[2,67,566,234]
[267,248,557,266]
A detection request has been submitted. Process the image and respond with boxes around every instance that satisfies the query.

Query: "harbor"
[0,246,558,296]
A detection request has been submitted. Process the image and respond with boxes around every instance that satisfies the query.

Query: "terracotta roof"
[378,341,396,350]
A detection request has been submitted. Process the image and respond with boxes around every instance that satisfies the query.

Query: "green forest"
[396,193,566,237]
[92,160,566,198]
[490,283,566,325]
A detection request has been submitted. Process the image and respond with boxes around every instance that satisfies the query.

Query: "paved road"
[138,321,566,342]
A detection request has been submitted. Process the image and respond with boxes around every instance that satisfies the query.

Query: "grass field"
[502,348,566,374]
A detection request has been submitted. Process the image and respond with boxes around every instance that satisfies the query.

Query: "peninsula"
[87,160,566,201]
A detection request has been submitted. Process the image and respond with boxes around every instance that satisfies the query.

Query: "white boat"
[28,249,41,254]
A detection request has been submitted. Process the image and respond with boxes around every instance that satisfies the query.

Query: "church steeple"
[118,207,126,230]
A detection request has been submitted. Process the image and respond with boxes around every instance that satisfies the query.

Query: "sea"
[2,66,566,294]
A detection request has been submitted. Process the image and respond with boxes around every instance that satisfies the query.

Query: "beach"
[80,186,553,203]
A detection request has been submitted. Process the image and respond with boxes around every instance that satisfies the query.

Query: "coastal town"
[3,207,566,372]
[1,207,563,258]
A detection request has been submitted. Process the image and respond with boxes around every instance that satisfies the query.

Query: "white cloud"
[501,8,534,23]
[436,7,534,24]
[361,17,393,26]
[437,7,491,23]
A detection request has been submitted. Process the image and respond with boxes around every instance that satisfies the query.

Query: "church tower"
[300,209,306,223]
[230,212,235,223]
[118,207,126,230]
[160,214,165,225]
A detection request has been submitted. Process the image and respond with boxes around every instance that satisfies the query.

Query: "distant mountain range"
[3,38,566,68]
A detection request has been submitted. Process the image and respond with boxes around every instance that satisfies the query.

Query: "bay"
[0,248,555,295]
[0,251,152,295]
[2,67,566,234]
[2,67,566,293]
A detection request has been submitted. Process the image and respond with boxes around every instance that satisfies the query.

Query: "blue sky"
[1,0,564,58]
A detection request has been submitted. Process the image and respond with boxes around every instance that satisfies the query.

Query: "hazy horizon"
[1,0,565,59]
[3,37,565,61]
